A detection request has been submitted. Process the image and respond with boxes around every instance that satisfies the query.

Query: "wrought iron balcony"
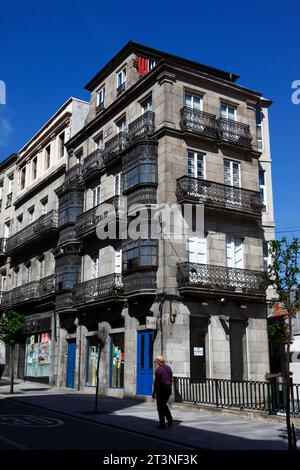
[81,149,104,179]
[176,176,262,216]
[75,196,124,238]
[177,262,265,295]
[0,237,7,255]
[128,111,155,142]
[73,273,123,304]
[6,210,59,254]
[217,118,252,148]
[102,132,128,164]
[180,107,217,139]
[1,275,55,308]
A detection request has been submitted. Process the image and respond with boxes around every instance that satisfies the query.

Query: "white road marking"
[0,435,29,450]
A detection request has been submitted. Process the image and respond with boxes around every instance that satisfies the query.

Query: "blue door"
[66,339,76,388]
[136,330,154,396]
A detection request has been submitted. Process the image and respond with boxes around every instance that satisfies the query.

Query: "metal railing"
[75,196,123,238]
[217,117,252,148]
[2,275,55,307]
[180,107,217,139]
[128,111,155,141]
[176,176,263,215]
[174,377,300,416]
[81,148,104,178]
[6,210,59,253]
[123,267,157,293]
[102,132,128,163]
[73,273,123,304]
[177,263,265,294]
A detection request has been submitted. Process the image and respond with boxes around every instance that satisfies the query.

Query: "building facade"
[0,42,275,396]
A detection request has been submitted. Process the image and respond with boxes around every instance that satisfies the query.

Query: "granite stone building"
[0,42,275,396]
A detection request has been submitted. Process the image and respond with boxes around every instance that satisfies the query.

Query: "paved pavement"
[0,378,299,451]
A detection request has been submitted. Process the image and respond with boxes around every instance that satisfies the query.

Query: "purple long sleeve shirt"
[154,364,172,392]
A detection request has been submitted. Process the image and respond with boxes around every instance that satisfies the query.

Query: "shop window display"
[86,336,99,387]
[110,333,124,388]
[25,332,51,378]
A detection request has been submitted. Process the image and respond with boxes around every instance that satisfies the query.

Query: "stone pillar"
[210,315,231,379]
[56,324,68,388]
[123,304,139,397]
[247,317,270,381]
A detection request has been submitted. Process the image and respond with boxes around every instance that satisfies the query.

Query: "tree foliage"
[0,310,25,347]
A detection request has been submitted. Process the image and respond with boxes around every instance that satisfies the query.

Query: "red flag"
[136,56,149,75]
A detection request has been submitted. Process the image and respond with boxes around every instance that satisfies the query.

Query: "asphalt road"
[0,398,190,451]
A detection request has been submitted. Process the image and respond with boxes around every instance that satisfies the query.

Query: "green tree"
[265,237,300,451]
[0,310,25,394]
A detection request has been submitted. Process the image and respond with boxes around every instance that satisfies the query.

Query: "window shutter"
[115,250,122,273]
[188,236,207,264]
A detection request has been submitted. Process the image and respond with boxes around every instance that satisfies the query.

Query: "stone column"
[123,303,139,397]
[210,315,231,379]
[247,317,270,381]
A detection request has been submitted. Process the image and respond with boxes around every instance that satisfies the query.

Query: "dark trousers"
[156,385,173,425]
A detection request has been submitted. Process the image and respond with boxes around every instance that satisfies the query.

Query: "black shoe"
[167,420,173,428]
[157,424,166,429]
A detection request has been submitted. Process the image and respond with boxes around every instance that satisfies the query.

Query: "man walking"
[152,355,173,429]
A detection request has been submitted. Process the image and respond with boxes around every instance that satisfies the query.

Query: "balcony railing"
[217,117,252,148]
[102,132,128,164]
[73,274,123,304]
[128,111,155,142]
[81,149,104,179]
[176,176,263,215]
[6,210,59,253]
[0,237,7,254]
[177,262,265,295]
[123,267,157,293]
[75,196,123,238]
[2,275,55,307]
[180,107,217,139]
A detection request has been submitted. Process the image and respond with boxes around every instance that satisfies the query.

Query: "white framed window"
[226,236,243,269]
[185,92,202,110]
[141,96,152,113]
[221,102,237,121]
[116,116,127,133]
[187,150,205,179]
[188,234,207,264]
[32,156,37,180]
[41,197,48,214]
[91,254,100,279]
[92,185,101,207]
[45,145,51,169]
[97,87,105,107]
[4,221,11,238]
[8,174,14,193]
[20,166,26,190]
[224,160,240,187]
[115,249,122,274]
[259,169,266,205]
[116,68,126,89]
[114,172,122,196]
[28,206,35,223]
[59,132,65,158]
[94,134,103,150]
[256,109,263,150]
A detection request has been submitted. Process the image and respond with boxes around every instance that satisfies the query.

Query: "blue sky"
[0,0,299,237]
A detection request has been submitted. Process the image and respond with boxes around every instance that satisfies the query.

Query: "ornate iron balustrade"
[56,164,82,196]
[180,107,217,139]
[176,176,262,215]
[0,237,7,254]
[6,210,59,253]
[128,111,155,142]
[102,132,128,164]
[177,262,265,294]
[75,196,123,238]
[217,117,252,148]
[2,275,55,307]
[81,149,104,179]
[73,273,123,304]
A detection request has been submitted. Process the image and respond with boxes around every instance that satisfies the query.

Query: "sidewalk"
[0,378,298,450]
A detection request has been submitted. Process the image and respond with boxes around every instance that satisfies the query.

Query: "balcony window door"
[185,92,202,111]
[226,236,243,269]
[259,169,266,206]
[116,117,127,134]
[94,134,103,151]
[224,160,241,206]
[91,255,100,279]
[115,249,122,274]
[141,96,152,113]
[221,103,236,121]
[92,185,101,207]
[188,235,207,284]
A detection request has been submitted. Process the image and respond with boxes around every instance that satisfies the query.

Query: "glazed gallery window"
[110,333,124,388]
[123,240,158,270]
[86,336,99,387]
[25,332,51,378]
[123,161,156,191]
